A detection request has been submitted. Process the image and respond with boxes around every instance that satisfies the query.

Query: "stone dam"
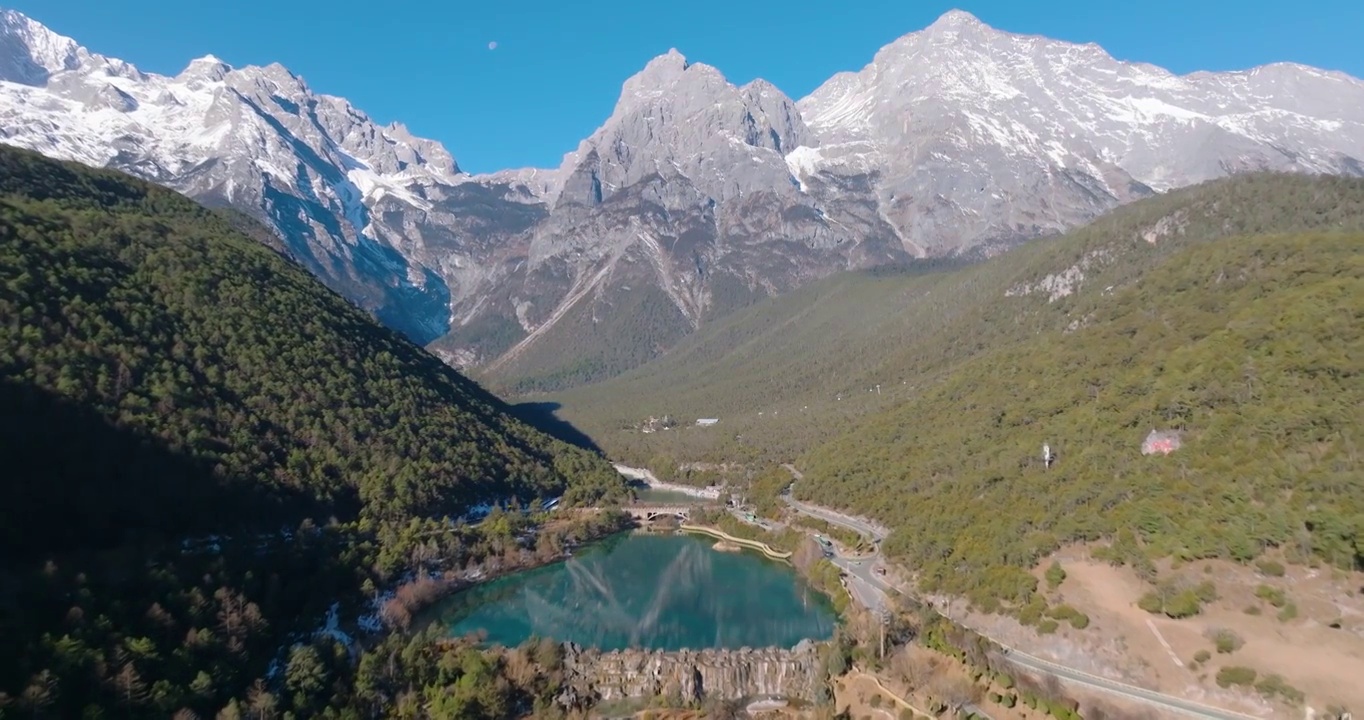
[560,640,825,704]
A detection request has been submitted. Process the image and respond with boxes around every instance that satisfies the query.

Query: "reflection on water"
[633,487,708,504]
[430,533,836,650]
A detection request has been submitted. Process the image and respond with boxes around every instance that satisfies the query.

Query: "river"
[427,533,836,651]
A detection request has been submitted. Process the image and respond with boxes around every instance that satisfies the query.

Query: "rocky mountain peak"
[552,49,810,207]
[638,47,689,77]
[928,8,985,30]
[618,48,730,110]
[0,8,83,84]
[4,6,1363,390]
[177,54,232,83]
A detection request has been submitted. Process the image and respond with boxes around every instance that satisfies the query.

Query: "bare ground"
[938,547,1364,718]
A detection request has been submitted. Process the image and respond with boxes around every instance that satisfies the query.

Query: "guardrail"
[995,645,1262,720]
[679,524,793,561]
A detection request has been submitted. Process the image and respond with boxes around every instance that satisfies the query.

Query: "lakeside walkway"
[615,464,722,499]
[679,524,792,561]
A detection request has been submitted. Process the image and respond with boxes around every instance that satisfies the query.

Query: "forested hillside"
[0,146,623,555]
[803,230,1364,605]
[547,174,1364,469]
[544,173,1364,604]
[0,146,626,717]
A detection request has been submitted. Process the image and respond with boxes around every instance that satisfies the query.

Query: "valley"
[526,173,1364,717]
[2,4,1363,720]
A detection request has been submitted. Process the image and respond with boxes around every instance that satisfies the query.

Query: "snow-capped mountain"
[472,48,905,381]
[793,9,1364,255]
[3,7,1363,389]
[0,8,465,342]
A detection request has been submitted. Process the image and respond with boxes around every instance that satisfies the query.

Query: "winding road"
[778,465,1261,720]
[779,464,892,615]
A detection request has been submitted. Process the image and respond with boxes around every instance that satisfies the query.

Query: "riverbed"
[426,533,836,651]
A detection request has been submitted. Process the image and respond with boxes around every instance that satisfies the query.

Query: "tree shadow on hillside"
[508,401,603,454]
[0,378,314,561]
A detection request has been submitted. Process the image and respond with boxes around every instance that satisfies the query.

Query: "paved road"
[778,465,1258,720]
[1000,649,1258,720]
[778,467,892,615]
[834,555,889,615]
[780,464,889,541]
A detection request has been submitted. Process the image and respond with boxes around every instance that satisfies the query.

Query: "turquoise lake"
[429,533,837,651]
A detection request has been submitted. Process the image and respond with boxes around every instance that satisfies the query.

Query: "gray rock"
[3,8,1362,384]
[561,641,825,703]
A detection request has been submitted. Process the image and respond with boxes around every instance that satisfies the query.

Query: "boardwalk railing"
[679,524,793,561]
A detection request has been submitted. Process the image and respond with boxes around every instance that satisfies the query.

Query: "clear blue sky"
[12,0,1363,174]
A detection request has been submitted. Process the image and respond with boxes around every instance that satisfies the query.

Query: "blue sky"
[12,0,1363,173]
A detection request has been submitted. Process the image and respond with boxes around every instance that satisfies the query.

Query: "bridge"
[622,504,692,522]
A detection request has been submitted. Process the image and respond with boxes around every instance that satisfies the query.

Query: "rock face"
[561,640,824,703]
[0,9,464,343]
[796,9,1364,258]
[4,9,1363,388]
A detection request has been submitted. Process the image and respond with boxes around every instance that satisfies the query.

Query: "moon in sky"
[488,41,498,50]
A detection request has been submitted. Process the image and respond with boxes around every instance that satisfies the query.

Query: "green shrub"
[1256,559,1287,577]
[1045,561,1067,590]
[1047,604,1077,620]
[1139,587,1204,618]
[1164,590,1204,618]
[1194,580,1219,603]
[1255,584,1288,607]
[1244,604,1262,615]
[1001,694,1017,708]
[1207,628,1244,654]
[1255,674,1305,705]
[870,695,883,708]
[1277,603,1299,622]
[1017,598,1046,626]
[1044,602,1091,628]
[995,673,1015,690]
[1216,666,1257,688]
[1193,649,1211,663]
[1037,619,1060,634]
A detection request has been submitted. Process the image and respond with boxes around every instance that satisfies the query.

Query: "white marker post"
[1043,442,1052,471]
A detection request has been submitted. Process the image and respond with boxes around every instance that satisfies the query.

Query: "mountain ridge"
[0,144,625,551]
[3,7,1362,391]
[544,171,1364,468]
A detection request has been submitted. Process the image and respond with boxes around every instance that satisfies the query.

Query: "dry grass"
[1035,548,1364,717]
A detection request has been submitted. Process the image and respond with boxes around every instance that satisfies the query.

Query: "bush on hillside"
[1256,559,1287,577]
[1206,628,1244,654]
[1255,674,1306,705]
[1256,585,1288,608]
[1216,666,1257,688]
[1045,561,1067,589]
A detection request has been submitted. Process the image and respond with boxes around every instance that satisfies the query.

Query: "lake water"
[634,487,710,504]
[429,533,836,651]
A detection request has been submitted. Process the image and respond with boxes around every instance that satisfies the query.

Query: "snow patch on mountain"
[3,6,1363,380]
